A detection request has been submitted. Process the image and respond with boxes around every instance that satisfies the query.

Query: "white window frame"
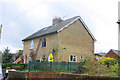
[69,54,77,62]
[30,40,34,49]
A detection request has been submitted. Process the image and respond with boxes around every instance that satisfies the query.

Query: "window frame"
[69,54,77,62]
[30,40,34,49]
[41,37,46,48]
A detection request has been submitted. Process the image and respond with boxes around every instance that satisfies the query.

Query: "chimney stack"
[53,16,63,25]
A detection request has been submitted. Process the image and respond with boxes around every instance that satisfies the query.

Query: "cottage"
[22,16,96,63]
[105,49,120,59]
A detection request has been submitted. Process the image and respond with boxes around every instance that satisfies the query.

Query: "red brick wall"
[105,50,120,59]
[28,72,57,79]
[8,71,120,80]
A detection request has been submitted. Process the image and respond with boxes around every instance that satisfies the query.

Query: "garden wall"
[8,71,28,80]
[58,73,120,80]
[8,71,120,80]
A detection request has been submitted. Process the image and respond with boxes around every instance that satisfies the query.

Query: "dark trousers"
[4,73,8,80]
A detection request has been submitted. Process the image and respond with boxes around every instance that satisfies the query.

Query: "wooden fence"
[28,61,83,71]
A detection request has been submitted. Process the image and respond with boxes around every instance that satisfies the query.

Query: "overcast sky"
[0,0,119,53]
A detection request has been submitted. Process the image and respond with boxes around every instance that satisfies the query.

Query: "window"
[70,55,77,62]
[40,53,45,61]
[42,37,46,47]
[30,40,34,49]
[80,56,83,60]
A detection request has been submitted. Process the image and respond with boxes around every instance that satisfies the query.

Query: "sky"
[0,0,119,53]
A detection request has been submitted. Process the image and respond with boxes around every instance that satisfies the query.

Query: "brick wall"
[58,20,94,62]
[23,33,58,63]
[23,19,95,63]
[8,71,120,80]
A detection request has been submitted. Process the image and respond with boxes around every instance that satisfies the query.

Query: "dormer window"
[42,37,46,47]
[30,40,34,49]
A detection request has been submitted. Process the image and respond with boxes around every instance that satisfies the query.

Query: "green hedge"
[2,63,28,70]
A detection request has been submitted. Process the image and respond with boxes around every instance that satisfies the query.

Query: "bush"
[74,59,88,74]
[2,63,28,70]
[82,56,119,76]
[99,57,118,67]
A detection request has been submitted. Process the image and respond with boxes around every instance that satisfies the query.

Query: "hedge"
[2,63,28,70]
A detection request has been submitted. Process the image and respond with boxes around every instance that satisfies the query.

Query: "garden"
[2,56,119,78]
[78,57,119,77]
[27,56,119,77]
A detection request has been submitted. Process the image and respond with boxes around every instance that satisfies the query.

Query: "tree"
[2,47,13,63]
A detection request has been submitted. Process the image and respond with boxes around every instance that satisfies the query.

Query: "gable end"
[57,17,96,41]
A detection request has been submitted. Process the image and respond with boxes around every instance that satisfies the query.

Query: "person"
[4,67,10,80]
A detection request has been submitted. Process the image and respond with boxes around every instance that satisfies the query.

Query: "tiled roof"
[111,49,120,57]
[22,16,95,41]
[94,53,106,56]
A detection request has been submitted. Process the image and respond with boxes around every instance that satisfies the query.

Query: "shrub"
[82,57,119,76]
[99,57,118,67]
[2,63,28,70]
[74,58,88,74]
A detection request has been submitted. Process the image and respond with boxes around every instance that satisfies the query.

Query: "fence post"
[63,62,65,71]
[70,62,72,71]
[28,61,31,72]
[67,62,69,71]
[50,62,52,71]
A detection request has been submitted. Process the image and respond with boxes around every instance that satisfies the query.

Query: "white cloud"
[26,3,51,20]
[0,43,21,53]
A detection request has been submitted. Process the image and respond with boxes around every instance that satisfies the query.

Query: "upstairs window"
[70,55,77,62]
[30,40,34,49]
[42,37,46,47]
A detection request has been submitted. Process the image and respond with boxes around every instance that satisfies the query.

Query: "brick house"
[105,49,120,59]
[22,16,96,63]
